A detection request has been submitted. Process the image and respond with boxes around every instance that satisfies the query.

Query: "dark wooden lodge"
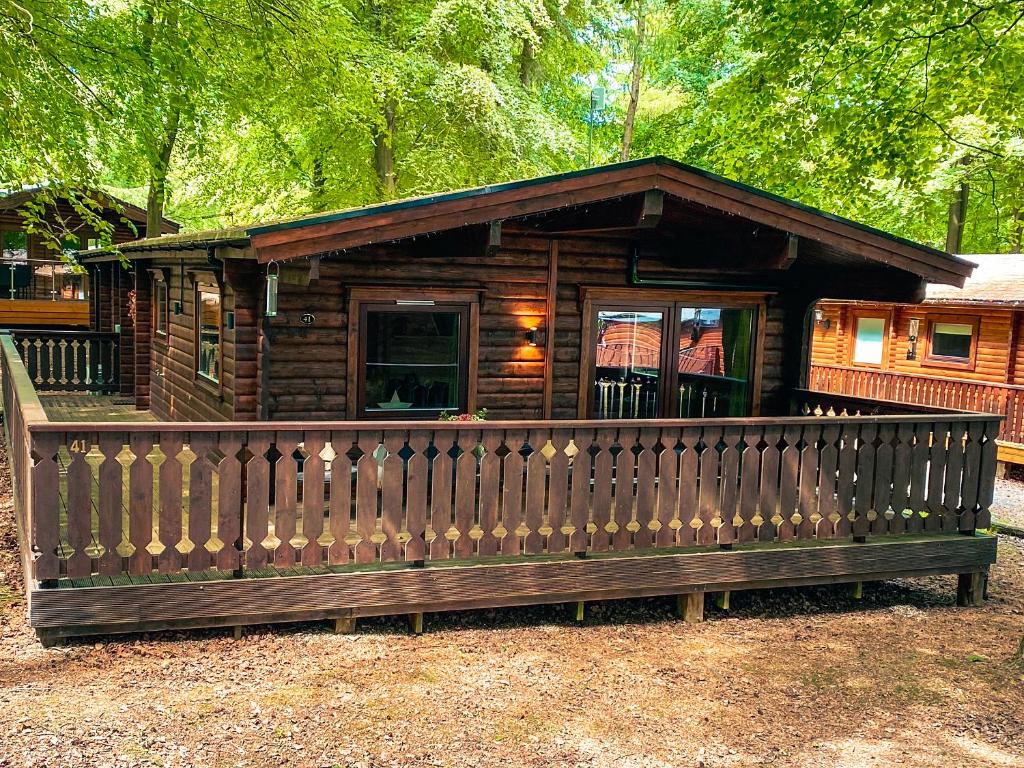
[1,158,998,643]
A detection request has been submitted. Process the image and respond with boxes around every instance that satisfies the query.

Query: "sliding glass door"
[590,300,756,420]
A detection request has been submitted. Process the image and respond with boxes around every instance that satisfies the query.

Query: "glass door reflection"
[593,310,664,419]
[676,307,753,417]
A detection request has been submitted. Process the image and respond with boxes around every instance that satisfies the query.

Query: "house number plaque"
[300,313,315,325]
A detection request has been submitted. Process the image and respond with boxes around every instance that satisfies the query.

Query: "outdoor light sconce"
[813,308,831,330]
[265,261,279,317]
[525,325,542,347]
[907,318,920,360]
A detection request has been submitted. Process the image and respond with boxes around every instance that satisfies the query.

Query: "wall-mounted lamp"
[907,318,920,360]
[525,326,541,347]
[813,308,831,330]
[265,261,279,317]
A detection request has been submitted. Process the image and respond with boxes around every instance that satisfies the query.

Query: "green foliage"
[1,0,1021,252]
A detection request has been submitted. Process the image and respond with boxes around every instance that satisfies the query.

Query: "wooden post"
[957,572,985,607]
[409,612,424,635]
[334,616,357,634]
[679,593,704,624]
[852,581,863,600]
[714,591,730,611]
[232,625,243,640]
[573,601,585,623]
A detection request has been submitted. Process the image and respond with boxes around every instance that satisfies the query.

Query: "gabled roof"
[926,254,1024,305]
[94,157,975,286]
[0,185,179,234]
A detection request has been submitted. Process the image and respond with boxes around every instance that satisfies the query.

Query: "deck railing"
[810,363,1024,446]
[11,329,120,393]
[1,336,1000,586]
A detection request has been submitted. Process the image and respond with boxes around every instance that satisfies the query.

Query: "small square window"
[852,316,886,366]
[929,321,973,362]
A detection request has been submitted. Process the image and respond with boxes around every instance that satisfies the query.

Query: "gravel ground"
[992,477,1024,529]
[1,443,1023,768]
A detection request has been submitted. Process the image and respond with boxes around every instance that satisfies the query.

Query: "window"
[589,299,757,419]
[1,230,27,262]
[360,304,469,417]
[928,320,975,364]
[196,286,221,384]
[153,281,168,337]
[852,316,886,366]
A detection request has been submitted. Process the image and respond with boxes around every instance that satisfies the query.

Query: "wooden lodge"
[811,253,1024,466]
[0,158,999,644]
[0,186,178,330]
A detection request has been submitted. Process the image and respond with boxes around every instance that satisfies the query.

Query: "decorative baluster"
[66,438,93,578]
[428,431,454,560]
[328,431,355,565]
[186,433,214,572]
[499,429,526,556]
[568,428,594,555]
[655,428,680,548]
[546,429,571,554]
[633,427,658,550]
[128,432,155,575]
[405,430,430,562]
[590,430,614,552]
[718,428,742,545]
[158,432,184,573]
[814,425,840,539]
[31,433,61,582]
[737,427,762,543]
[523,429,547,555]
[612,427,638,551]
[273,431,300,567]
[300,431,328,566]
[97,433,125,575]
[244,434,271,569]
[354,431,380,564]
[758,426,782,542]
[215,433,244,572]
[380,432,406,562]
[678,427,700,546]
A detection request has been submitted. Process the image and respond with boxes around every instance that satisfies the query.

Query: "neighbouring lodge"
[811,253,1024,466]
[0,158,999,645]
[0,186,178,329]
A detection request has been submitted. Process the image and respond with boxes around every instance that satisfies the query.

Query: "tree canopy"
[2,0,1021,252]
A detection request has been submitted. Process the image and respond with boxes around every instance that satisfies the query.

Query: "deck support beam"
[679,592,704,624]
[334,616,357,634]
[714,591,730,611]
[957,572,985,607]
[852,581,863,600]
[573,601,585,623]
[408,612,424,635]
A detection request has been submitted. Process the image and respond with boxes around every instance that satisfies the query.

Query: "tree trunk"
[373,101,397,199]
[944,179,969,254]
[520,37,537,88]
[620,2,646,162]
[146,104,180,238]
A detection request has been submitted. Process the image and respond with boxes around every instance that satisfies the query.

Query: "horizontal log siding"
[266,235,550,420]
[266,233,790,422]
[147,256,259,422]
[813,301,1018,385]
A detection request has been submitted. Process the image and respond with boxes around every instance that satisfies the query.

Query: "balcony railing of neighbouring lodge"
[10,329,120,393]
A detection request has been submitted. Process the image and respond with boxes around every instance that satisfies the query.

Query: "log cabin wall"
[812,300,1017,384]
[262,230,797,421]
[140,252,259,422]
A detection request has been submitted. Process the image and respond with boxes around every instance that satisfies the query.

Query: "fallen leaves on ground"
[0,441,1022,768]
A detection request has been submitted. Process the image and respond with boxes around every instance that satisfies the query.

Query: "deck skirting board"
[29,535,997,638]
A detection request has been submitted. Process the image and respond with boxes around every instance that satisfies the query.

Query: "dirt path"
[1,440,1022,768]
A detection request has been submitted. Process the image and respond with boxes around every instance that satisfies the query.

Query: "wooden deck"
[38,393,156,422]
[1,333,1002,644]
[28,533,997,642]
